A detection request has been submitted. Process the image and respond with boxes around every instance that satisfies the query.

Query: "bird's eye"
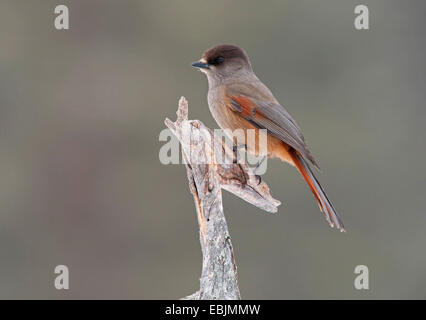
[211,56,224,65]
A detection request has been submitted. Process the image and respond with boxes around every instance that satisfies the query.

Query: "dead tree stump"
[165,97,280,300]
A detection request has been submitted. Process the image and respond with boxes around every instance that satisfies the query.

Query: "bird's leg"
[253,156,266,175]
[232,143,247,164]
[253,156,267,185]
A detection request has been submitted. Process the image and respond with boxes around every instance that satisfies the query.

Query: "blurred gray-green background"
[0,0,425,299]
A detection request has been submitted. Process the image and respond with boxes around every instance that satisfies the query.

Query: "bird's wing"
[225,85,320,169]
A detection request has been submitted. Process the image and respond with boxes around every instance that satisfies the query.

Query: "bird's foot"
[254,174,262,185]
[232,144,247,164]
[253,156,267,175]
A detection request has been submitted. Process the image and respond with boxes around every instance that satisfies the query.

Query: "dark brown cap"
[202,44,250,66]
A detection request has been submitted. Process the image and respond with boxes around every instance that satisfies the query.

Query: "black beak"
[191,61,210,69]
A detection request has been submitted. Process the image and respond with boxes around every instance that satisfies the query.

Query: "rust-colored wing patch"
[228,95,257,119]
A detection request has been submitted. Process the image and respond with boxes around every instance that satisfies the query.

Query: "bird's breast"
[207,87,245,132]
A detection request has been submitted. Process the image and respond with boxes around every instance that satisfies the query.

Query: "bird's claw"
[254,174,262,185]
[232,144,247,164]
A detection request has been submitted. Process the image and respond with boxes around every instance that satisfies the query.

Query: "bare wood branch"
[165,97,281,300]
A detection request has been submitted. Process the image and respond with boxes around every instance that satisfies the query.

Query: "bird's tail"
[290,150,345,232]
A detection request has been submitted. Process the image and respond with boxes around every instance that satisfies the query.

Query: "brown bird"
[192,44,345,232]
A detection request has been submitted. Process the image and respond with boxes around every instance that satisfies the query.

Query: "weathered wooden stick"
[165,97,280,300]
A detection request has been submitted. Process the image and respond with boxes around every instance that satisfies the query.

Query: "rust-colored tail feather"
[290,150,345,232]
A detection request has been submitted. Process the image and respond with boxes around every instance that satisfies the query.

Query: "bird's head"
[192,44,252,83]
